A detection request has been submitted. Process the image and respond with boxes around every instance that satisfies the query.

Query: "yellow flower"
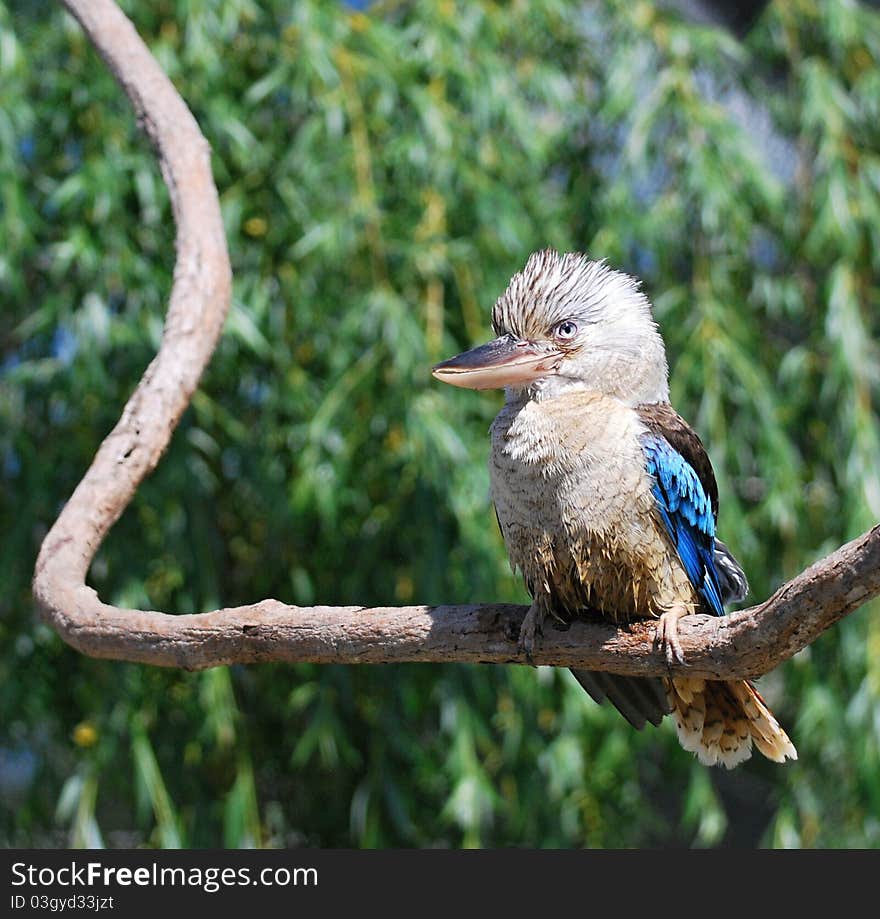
[243,217,268,238]
[72,721,98,748]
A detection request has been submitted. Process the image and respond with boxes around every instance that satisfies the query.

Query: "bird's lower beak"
[431,336,560,391]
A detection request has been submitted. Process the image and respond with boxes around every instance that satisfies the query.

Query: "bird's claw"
[517,605,543,665]
[657,608,686,668]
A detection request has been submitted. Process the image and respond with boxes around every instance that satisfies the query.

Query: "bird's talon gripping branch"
[517,602,543,662]
[657,606,687,668]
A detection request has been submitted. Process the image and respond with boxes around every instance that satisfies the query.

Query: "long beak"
[431,336,560,391]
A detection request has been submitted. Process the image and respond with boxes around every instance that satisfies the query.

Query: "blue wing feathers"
[642,434,725,617]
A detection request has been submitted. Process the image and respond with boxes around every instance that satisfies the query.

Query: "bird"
[431,249,796,768]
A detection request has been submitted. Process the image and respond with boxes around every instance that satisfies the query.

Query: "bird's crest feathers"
[491,249,653,341]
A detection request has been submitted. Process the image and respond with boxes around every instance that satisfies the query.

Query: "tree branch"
[33,0,880,680]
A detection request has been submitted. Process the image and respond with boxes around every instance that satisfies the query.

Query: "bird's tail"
[569,669,670,730]
[664,677,797,768]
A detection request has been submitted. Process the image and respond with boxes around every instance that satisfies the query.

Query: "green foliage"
[2,0,879,848]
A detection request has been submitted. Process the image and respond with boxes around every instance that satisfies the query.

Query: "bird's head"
[432,249,669,405]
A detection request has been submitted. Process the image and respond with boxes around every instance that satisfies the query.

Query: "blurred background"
[2,0,880,848]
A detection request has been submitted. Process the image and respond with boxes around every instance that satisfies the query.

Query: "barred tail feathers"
[664,677,797,768]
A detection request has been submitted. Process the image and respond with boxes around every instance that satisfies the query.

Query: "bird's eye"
[555,320,579,340]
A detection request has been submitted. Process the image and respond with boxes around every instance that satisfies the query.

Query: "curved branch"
[33,0,231,627]
[35,526,880,679]
[33,1,880,681]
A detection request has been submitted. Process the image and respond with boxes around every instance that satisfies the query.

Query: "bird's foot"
[517,603,544,664]
[656,606,687,668]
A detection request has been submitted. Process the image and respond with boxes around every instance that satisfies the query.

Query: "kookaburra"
[432,249,796,768]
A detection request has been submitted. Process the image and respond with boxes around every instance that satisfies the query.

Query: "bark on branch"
[33,0,880,680]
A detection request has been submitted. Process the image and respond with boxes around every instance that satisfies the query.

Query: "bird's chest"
[489,391,673,616]
[490,392,650,539]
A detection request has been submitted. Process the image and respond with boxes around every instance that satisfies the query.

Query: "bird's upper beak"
[431,336,561,391]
